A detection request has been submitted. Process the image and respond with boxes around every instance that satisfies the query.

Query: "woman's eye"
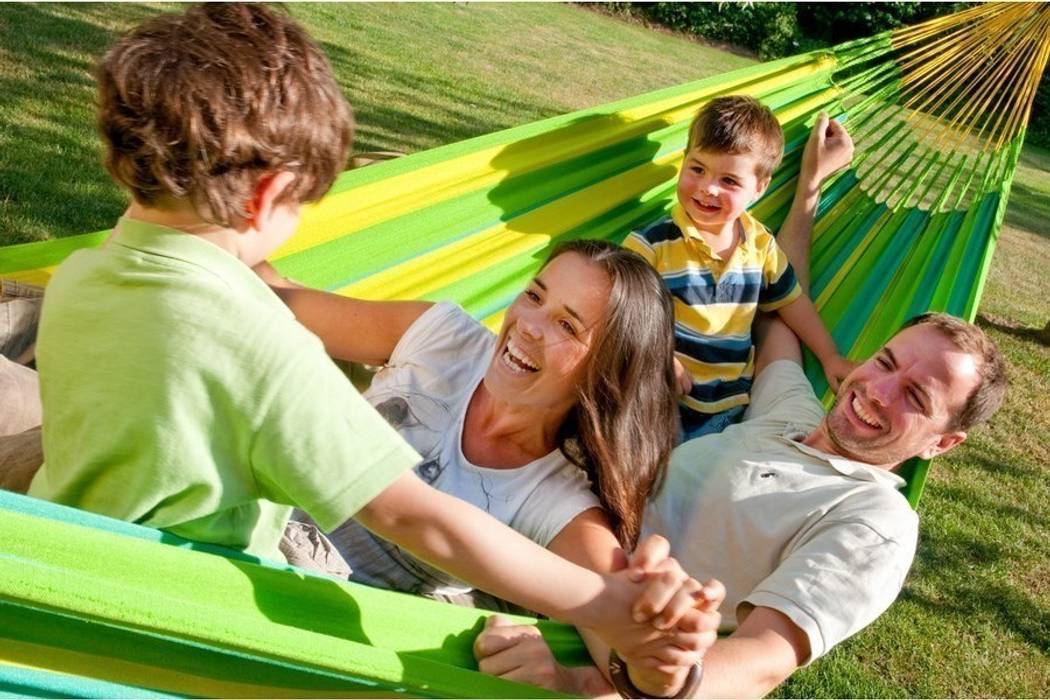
[876,356,891,369]
[908,390,926,413]
[691,166,704,174]
[723,178,738,186]
[525,290,540,303]
[560,320,577,336]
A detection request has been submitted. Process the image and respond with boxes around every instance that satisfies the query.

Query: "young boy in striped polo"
[625,96,854,440]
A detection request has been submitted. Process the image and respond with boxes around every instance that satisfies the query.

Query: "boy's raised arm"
[776,113,854,293]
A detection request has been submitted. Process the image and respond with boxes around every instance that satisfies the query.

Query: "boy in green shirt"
[27,4,716,693]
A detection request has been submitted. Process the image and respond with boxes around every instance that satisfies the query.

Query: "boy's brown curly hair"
[97,3,353,226]
[687,95,784,179]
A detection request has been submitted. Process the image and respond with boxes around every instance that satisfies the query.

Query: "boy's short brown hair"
[97,3,353,226]
[687,96,784,179]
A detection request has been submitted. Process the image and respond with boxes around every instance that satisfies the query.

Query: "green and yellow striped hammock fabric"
[1,3,1047,697]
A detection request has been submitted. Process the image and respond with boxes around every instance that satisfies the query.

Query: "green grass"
[1,3,1048,697]
[0,2,752,244]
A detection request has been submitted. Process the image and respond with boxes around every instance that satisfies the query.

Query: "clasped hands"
[475,535,724,697]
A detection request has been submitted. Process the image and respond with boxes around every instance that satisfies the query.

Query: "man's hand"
[821,353,858,393]
[801,112,854,190]
[474,616,579,693]
[674,357,693,397]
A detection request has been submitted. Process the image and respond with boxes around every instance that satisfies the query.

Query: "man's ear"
[920,430,967,460]
[245,171,296,231]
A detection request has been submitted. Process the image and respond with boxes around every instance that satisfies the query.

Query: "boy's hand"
[673,357,693,397]
[822,353,858,392]
[801,112,854,189]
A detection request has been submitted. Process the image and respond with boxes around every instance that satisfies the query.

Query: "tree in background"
[600,2,1049,148]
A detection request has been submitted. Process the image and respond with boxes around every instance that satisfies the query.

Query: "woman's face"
[485,252,612,413]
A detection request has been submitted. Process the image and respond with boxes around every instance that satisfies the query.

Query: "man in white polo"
[473,116,1008,698]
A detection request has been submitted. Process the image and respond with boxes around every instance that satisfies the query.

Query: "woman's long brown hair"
[549,240,679,549]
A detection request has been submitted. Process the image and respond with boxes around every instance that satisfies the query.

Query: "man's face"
[822,324,981,467]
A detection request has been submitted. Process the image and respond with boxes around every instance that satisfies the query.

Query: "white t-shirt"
[643,359,919,663]
[329,302,599,596]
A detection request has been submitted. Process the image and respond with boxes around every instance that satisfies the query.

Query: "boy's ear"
[246,172,296,231]
[753,175,772,202]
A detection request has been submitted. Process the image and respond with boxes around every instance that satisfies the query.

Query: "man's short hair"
[686,95,784,179]
[904,312,1007,431]
[97,3,353,226]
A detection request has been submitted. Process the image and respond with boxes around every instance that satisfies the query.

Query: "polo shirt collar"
[109,216,290,314]
[780,425,907,490]
[670,204,756,263]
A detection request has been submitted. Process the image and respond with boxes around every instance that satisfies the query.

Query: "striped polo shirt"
[624,205,801,422]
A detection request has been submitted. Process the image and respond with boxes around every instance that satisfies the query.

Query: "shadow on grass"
[322,40,558,154]
[0,4,159,241]
[977,312,1050,345]
[1005,180,1050,240]
[898,582,1050,653]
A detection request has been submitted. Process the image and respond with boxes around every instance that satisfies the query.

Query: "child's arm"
[775,295,856,391]
[253,260,430,366]
[776,113,854,293]
[356,472,706,677]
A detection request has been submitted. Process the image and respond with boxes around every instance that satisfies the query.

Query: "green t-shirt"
[29,217,421,560]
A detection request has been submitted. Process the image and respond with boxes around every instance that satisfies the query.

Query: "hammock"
[1,3,1047,697]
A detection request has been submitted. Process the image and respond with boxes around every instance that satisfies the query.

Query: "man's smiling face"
[821,323,981,467]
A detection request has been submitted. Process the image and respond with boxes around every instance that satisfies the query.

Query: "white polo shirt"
[643,359,918,662]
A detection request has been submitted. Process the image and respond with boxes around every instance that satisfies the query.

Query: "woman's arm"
[253,261,431,365]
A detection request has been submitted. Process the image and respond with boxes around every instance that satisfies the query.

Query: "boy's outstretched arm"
[356,472,707,675]
[777,112,854,293]
[775,296,856,391]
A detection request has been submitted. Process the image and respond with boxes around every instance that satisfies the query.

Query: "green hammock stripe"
[0,502,579,698]
[326,51,839,196]
[0,663,184,700]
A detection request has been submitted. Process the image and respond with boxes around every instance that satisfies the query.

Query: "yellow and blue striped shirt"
[624,205,801,425]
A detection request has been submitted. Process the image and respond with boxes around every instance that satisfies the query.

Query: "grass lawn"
[1,3,1048,697]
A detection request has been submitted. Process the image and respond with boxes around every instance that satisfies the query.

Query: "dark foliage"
[592,2,1049,148]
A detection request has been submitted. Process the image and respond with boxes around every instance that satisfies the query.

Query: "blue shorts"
[679,404,746,443]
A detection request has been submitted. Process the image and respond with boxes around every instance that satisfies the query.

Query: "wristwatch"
[608,649,704,699]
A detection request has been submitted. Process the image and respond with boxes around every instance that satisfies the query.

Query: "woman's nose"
[518,314,542,340]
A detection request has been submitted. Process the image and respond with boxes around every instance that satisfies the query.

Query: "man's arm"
[753,315,802,376]
[474,605,806,699]
[754,114,854,378]
[694,607,809,698]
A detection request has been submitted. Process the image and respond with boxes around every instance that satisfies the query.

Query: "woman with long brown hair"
[255,239,679,600]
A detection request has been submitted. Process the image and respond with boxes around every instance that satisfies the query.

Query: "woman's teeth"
[503,339,540,373]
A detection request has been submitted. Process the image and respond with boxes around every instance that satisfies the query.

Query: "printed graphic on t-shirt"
[371,392,449,485]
